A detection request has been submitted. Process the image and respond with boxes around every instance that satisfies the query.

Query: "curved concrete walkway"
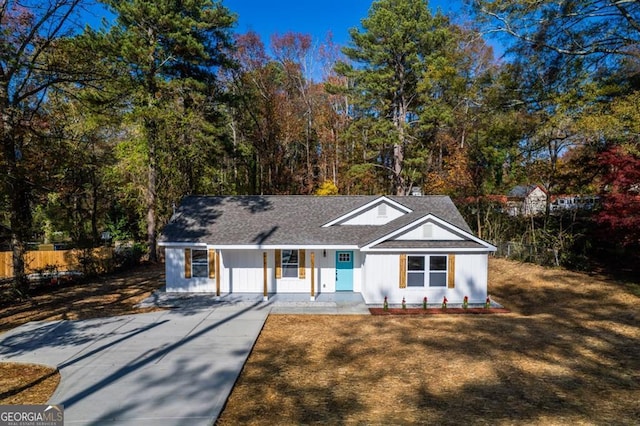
[0,301,269,425]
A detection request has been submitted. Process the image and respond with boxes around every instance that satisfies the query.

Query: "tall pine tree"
[335,0,450,195]
[101,0,236,261]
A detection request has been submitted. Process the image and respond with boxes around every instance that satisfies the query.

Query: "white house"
[159,195,496,304]
[506,184,548,216]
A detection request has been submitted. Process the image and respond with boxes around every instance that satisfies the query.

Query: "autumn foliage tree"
[596,147,640,247]
[0,0,97,294]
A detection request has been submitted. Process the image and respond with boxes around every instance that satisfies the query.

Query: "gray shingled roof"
[372,240,487,249]
[508,184,543,198]
[159,195,473,247]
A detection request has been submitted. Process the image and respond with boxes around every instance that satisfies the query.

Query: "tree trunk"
[393,141,405,195]
[393,102,407,196]
[145,118,158,263]
[1,128,31,295]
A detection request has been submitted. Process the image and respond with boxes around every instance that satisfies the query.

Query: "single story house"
[159,195,496,304]
[506,184,548,216]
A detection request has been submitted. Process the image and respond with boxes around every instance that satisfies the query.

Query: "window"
[407,255,447,287]
[407,256,425,287]
[191,249,208,278]
[429,256,447,287]
[281,249,298,278]
[338,252,351,263]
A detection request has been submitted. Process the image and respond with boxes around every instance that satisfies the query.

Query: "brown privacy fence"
[0,248,114,278]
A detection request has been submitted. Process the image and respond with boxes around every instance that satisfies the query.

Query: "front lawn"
[217,258,640,425]
[0,263,164,333]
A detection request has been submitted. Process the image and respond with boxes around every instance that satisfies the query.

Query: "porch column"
[310,251,316,301]
[215,250,221,296]
[263,252,268,301]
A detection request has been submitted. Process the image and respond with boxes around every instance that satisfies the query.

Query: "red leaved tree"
[596,147,640,247]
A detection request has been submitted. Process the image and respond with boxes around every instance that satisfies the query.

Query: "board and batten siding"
[165,248,351,294]
[165,247,216,292]
[222,249,344,294]
[360,252,489,304]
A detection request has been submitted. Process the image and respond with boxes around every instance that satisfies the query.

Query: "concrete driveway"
[0,302,269,425]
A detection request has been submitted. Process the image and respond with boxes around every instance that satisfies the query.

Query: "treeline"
[1,0,639,293]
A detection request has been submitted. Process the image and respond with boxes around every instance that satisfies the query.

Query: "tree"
[225,31,289,194]
[102,0,236,261]
[596,147,640,247]
[472,0,640,65]
[0,0,97,294]
[335,0,452,195]
[271,32,319,193]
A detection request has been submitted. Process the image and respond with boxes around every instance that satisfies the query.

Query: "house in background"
[159,195,496,304]
[550,195,600,213]
[506,184,548,216]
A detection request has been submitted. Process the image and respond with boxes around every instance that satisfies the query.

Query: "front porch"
[139,291,369,314]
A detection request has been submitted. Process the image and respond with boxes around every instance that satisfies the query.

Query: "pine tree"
[335,0,450,195]
[102,0,236,261]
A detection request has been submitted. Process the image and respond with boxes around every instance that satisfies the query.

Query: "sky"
[85,0,467,49]
[224,0,465,47]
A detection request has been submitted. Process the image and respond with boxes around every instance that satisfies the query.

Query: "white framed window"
[281,249,298,278]
[407,255,447,287]
[191,249,208,278]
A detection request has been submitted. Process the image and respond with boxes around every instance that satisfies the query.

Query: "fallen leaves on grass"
[0,363,60,405]
[0,264,165,333]
[218,258,640,425]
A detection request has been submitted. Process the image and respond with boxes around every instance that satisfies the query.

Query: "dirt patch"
[218,258,640,425]
[0,363,60,405]
[0,263,165,334]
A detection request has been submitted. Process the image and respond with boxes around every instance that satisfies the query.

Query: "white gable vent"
[377,203,387,218]
[422,223,433,238]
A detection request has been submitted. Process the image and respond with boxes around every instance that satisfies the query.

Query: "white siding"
[318,249,336,293]
[361,252,488,304]
[524,187,547,215]
[340,202,405,225]
[222,250,269,293]
[165,246,489,303]
[393,221,465,241]
[165,247,216,292]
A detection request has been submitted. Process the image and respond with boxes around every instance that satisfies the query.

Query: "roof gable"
[508,184,547,198]
[322,196,411,227]
[392,219,465,241]
[361,214,496,252]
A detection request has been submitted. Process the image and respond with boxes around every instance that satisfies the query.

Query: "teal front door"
[336,251,354,291]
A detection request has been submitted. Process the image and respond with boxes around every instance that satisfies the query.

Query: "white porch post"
[263,252,269,302]
[310,251,316,301]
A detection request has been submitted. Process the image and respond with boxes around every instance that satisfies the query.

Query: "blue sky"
[85,0,466,48]
[224,0,465,46]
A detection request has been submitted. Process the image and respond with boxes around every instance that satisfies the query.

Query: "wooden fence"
[0,248,114,278]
